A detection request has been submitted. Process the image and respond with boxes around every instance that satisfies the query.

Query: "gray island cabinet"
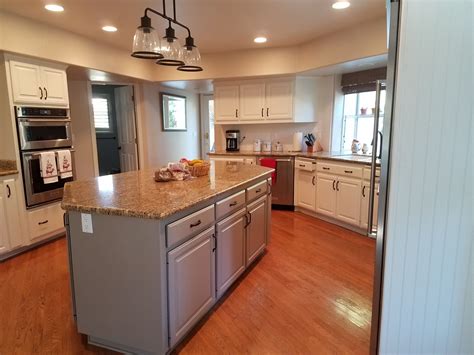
[61,161,273,354]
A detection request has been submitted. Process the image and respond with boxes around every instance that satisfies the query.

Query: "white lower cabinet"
[335,176,361,225]
[0,177,25,253]
[360,182,379,230]
[167,227,216,347]
[27,202,65,241]
[315,173,337,217]
[216,209,246,298]
[295,169,316,211]
[246,196,267,265]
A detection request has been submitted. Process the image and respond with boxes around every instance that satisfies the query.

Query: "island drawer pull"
[38,220,49,225]
[229,201,238,207]
[323,167,330,170]
[344,170,353,173]
[255,188,262,193]
[190,220,202,228]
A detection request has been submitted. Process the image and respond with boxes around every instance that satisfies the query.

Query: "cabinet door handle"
[44,87,48,100]
[323,167,330,170]
[362,185,366,197]
[190,220,202,228]
[6,184,11,198]
[248,212,252,225]
[235,109,238,118]
[336,181,340,191]
[266,108,269,116]
[261,108,264,117]
[344,170,353,174]
[312,176,315,186]
[332,180,336,191]
[229,201,238,207]
[38,220,49,225]
[212,233,216,252]
[39,87,43,99]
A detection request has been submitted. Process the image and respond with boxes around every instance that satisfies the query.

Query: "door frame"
[199,93,214,159]
[88,81,141,176]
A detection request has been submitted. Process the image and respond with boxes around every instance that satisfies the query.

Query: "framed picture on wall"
[160,92,187,131]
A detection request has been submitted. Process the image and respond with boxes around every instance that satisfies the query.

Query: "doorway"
[200,94,215,157]
[91,84,139,176]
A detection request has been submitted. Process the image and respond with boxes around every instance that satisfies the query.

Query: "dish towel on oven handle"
[56,150,73,179]
[39,151,58,184]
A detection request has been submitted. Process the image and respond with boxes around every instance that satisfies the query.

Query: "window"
[92,97,112,131]
[161,93,187,131]
[341,90,386,151]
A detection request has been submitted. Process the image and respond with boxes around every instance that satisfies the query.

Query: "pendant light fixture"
[131,0,203,72]
[178,36,203,72]
[131,15,162,59]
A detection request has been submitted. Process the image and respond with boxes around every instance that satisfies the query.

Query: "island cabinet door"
[216,208,246,299]
[246,196,267,266]
[167,226,216,347]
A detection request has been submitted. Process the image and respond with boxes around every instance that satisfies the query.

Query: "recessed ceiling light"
[332,1,350,9]
[44,4,64,12]
[102,26,118,32]
[254,37,267,44]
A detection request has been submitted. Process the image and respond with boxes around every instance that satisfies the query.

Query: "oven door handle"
[18,118,71,123]
[25,149,76,158]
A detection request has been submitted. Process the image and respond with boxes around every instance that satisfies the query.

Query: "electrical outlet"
[81,213,93,234]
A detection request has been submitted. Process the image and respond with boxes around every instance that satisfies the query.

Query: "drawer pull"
[38,220,49,225]
[299,164,305,167]
[190,220,202,228]
[344,170,353,174]
[323,167,330,170]
[255,188,262,193]
[229,201,238,207]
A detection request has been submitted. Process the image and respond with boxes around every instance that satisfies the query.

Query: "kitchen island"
[62,161,273,354]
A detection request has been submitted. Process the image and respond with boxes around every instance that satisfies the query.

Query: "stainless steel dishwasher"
[258,156,294,209]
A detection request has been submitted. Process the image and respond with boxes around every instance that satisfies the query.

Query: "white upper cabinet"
[239,83,265,121]
[214,85,239,121]
[214,76,331,124]
[9,59,69,107]
[39,66,69,106]
[9,61,43,104]
[265,80,294,120]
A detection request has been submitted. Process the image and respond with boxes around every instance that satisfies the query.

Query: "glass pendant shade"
[157,25,185,66]
[131,16,163,59]
[178,44,203,72]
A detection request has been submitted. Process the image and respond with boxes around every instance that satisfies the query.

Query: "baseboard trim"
[0,231,65,262]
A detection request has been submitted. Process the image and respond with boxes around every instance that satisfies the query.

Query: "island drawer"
[216,190,245,220]
[246,180,267,202]
[167,205,215,249]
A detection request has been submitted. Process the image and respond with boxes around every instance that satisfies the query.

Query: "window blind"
[92,97,110,129]
[341,67,387,94]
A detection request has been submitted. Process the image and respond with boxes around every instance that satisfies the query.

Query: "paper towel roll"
[293,132,303,152]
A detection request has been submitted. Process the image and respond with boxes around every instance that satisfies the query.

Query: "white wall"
[380,0,472,353]
[137,84,201,168]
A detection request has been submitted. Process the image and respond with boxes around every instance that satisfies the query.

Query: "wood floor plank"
[0,211,375,354]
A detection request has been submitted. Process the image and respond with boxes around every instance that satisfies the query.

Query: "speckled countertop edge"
[0,160,18,176]
[61,167,274,220]
[208,151,381,166]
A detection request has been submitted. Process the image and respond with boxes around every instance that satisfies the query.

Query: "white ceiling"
[1,0,385,54]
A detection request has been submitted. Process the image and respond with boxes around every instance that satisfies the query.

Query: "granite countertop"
[62,161,273,220]
[0,160,19,176]
[208,150,381,166]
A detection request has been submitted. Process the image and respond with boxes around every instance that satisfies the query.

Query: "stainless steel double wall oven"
[16,106,75,208]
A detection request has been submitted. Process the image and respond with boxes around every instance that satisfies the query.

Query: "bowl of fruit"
[180,158,211,177]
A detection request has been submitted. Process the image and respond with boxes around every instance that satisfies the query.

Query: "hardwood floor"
[0,211,375,354]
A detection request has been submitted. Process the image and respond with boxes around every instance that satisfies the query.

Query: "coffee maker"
[226,130,240,151]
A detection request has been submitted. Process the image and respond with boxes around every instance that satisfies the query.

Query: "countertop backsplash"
[215,122,322,152]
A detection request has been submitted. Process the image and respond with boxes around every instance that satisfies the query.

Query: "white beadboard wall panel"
[380,0,472,354]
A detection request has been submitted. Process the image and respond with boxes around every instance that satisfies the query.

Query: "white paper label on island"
[81,213,93,234]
